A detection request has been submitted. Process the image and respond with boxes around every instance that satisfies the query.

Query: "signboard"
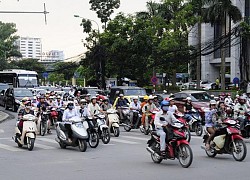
[42,72,48,78]
[233,77,239,85]
[151,76,158,85]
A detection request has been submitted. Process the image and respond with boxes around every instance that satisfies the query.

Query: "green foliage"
[0,21,21,70]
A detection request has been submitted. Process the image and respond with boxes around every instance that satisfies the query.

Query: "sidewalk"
[0,110,9,123]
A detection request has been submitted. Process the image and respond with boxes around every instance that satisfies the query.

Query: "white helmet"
[210,100,217,105]
[91,96,97,100]
[186,97,192,101]
[148,95,154,100]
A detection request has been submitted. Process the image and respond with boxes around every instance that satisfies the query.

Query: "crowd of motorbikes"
[11,91,250,168]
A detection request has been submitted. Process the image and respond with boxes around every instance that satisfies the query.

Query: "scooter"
[55,116,88,152]
[123,110,142,132]
[185,108,203,136]
[13,114,37,151]
[82,117,100,148]
[107,109,120,137]
[50,107,58,125]
[238,111,250,138]
[202,118,247,161]
[146,121,193,168]
[37,110,50,136]
[174,112,191,142]
[95,113,111,144]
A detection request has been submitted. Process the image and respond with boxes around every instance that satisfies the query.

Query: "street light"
[74,15,100,34]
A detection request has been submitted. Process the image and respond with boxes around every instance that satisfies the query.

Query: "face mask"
[26,106,31,109]
[68,106,74,110]
[162,106,169,112]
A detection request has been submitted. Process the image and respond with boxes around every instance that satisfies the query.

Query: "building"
[40,50,64,63]
[188,0,249,83]
[16,37,42,60]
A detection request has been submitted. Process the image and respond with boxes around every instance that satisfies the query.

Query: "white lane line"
[0,144,25,152]
[101,143,115,146]
[37,137,58,144]
[0,137,10,140]
[0,129,4,133]
[111,138,139,144]
[120,135,148,141]
[35,143,56,150]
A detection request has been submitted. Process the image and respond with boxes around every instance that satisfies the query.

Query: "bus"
[0,69,38,88]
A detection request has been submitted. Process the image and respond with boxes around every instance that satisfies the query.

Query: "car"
[200,81,216,90]
[109,86,146,104]
[0,83,9,91]
[4,88,34,112]
[173,90,211,123]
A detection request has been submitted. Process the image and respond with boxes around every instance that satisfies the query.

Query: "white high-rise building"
[16,37,42,60]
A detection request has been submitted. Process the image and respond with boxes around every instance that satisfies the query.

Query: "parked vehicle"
[55,116,88,152]
[146,121,193,168]
[202,119,247,161]
[13,114,37,151]
[4,88,33,112]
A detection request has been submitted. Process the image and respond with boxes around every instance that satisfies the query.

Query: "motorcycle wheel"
[140,126,144,133]
[178,144,193,168]
[184,129,191,142]
[40,122,46,136]
[232,139,247,161]
[124,119,132,132]
[27,138,35,151]
[195,124,203,136]
[113,127,120,137]
[151,152,163,164]
[78,139,87,152]
[102,129,111,144]
[88,131,99,148]
[59,142,67,149]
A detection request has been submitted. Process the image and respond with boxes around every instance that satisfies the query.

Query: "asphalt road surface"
[0,107,250,180]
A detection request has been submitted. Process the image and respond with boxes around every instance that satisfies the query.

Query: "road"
[0,107,250,180]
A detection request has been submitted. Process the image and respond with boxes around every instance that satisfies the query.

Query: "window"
[214,17,231,59]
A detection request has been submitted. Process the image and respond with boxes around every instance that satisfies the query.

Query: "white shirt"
[87,103,101,117]
[129,101,141,112]
[62,108,79,121]
[154,110,178,129]
[168,105,178,113]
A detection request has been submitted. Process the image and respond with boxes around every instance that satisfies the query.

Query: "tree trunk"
[220,15,226,90]
[172,68,176,87]
[196,22,201,89]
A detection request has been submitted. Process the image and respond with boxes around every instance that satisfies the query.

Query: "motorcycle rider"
[140,95,149,128]
[116,94,128,120]
[142,95,157,128]
[168,98,178,113]
[37,96,51,134]
[18,100,35,144]
[79,99,88,117]
[100,97,112,112]
[129,97,141,126]
[55,95,63,108]
[62,101,79,142]
[234,96,248,131]
[217,101,227,123]
[154,100,178,156]
[224,93,233,106]
[153,96,160,108]
[183,97,193,122]
[205,100,218,150]
[87,96,103,118]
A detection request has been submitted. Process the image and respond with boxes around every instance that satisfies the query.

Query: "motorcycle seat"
[151,131,159,137]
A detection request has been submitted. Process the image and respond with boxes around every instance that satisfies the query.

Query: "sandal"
[205,143,210,151]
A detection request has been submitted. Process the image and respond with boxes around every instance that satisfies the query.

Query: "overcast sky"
[0,0,160,58]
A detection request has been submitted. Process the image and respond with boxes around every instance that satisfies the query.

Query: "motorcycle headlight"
[15,99,20,104]
[75,123,84,128]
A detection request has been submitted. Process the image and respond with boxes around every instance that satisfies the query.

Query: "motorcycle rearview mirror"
[160,117,165,121]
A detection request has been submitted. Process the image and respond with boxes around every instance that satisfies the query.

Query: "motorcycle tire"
[184,129,191,142]
[205,144,217,158]
[113,127,120,137]
[40,123,46,136]
[102,129,111,144]
[195,124,203,136]
[232,139,247,161]
[88,131,99,148]
[124,119,132,132]
[178,144,193,168]
[151,152,163,164]
[78,139,87,152]
[27,138,35,151]
[59,141,67,149]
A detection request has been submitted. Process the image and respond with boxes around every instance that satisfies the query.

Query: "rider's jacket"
[154,110,177,130]
[129,102,141,112]
[87,103,101,117]
[205,109,217,128]
[62,108,78,121]
[234,103,248,119]
[224,97,233,106]
[142,103,157,114]
[168,105,178,113]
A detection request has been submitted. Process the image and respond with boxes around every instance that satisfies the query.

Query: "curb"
[0,111,9,123]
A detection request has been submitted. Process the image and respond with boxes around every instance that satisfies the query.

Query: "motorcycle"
[174,112,191,142]
[38,110,50,136]
[50,107,58,125]
[225,103,235,117]
[95,114,111,144]
[123,109,142,132]
[146,121,193,168]
[55,116,88,152]
[185,108,203,136]
[142,109,159,135]
[107,109,120,137]
[202,118,247,161]
[119,106,132,132]
[82,117,100,148]
[238,111,250,138]
[13,114,37,151]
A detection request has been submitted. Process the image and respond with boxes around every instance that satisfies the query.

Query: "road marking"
[101,143,115,146]
[35,143,56,150]
[37,137,58,144]
[0,137,10,140]
[0,129,4,133]
[111,138,139,144]
[0,143,25,152]
[120,135,149,141]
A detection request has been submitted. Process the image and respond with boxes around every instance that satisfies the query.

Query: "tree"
[203,0,242,90]
[89,0,120,29]
[0,21,21,70]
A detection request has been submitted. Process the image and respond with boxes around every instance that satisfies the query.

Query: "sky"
[0,0,159,59]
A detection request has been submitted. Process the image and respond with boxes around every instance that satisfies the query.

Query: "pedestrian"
[215,77,220,90]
